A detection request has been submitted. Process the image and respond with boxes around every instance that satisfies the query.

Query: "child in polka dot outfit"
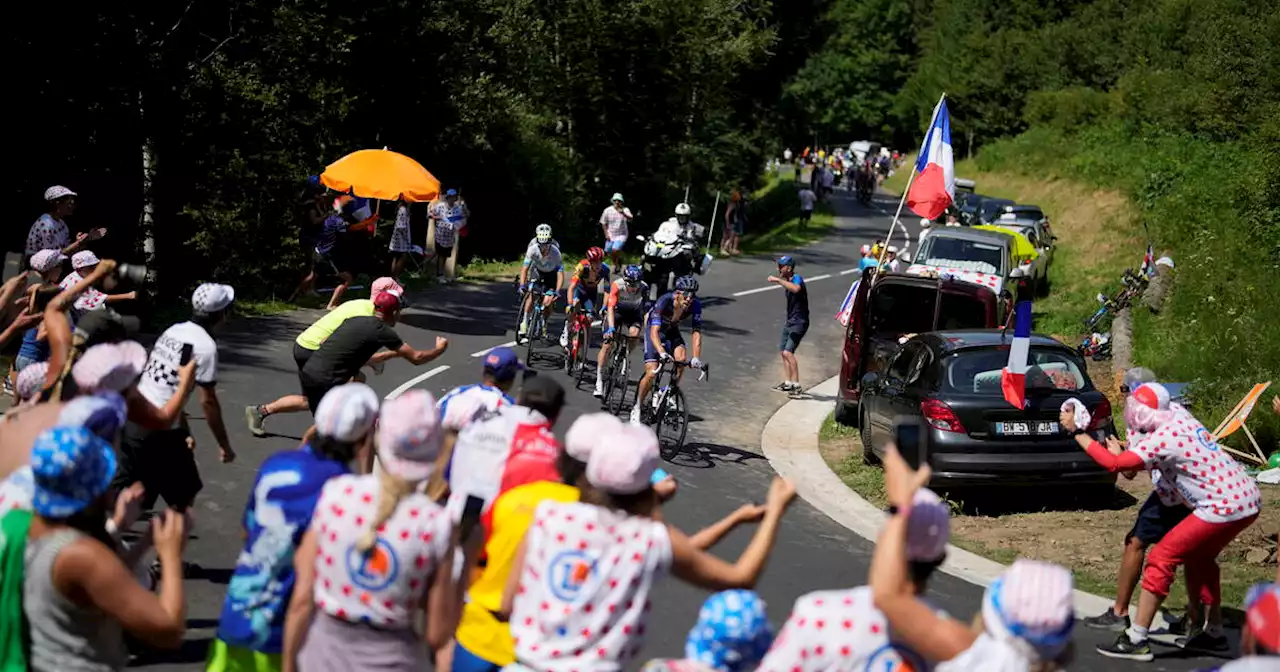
[1064,382,1260,661]
[501,422,798,672]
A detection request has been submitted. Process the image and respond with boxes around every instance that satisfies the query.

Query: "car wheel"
[834,398,858,427]
[1036,275,1050,297]
[859,408,880,466]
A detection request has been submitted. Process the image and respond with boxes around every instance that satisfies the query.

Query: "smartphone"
[180,343,195,366]
[892,417,927,468]
[458,494,485,541]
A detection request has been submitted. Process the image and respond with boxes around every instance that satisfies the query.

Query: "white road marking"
[385,365,451,400]
[807,273,832,281]
[733,285,782,297]
[470,341,517,358]
[839,268,860,275]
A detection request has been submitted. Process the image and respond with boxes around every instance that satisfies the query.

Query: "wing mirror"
[860,372,880,389]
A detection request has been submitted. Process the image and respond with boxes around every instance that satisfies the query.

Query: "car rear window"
[918,237,1004,275]
[867,284,991,335]
[943,347,1089,394]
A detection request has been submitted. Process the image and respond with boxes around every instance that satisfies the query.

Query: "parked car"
[857,330,1116,488]
[909,227,1031,297]
[835,271,1010,425]
[1002,204,1047,222]
[954,193,984,225]
[994,214,1057,296]
[978,224,1048,298]
[977,196,1017,224]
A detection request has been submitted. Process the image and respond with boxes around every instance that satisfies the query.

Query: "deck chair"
[1212,381,1272,465]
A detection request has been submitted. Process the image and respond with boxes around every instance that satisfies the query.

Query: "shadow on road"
[941,484,1140,517]
[665,441,766,469]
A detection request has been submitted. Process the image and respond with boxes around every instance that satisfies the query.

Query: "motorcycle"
[637,219,711,301]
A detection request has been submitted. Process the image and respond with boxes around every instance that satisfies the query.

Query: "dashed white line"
[470,341,517,358]
[807,273,832,281]
[384,365,451,400]
[839,268,860,275]
[733,285,782,297]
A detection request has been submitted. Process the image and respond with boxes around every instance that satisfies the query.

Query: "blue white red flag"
[1000,300,1034,409]
[907,97,956,221]
[835,280,860,327]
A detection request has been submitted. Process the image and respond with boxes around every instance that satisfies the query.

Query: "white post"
[877,93,946,271]
[706,191,721,250]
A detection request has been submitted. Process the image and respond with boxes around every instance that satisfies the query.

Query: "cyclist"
[595,264,648,398]
[632,274,703,424]
[518,224,563,339]
[559,246,610,348]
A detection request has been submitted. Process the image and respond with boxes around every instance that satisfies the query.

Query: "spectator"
[20,427,189,670]
[29,249,68,287]
[246,277,404,437]
[24,186,104,269]
[642,590,774,672]
[295,178,331,297]
[291,196,372,310]
[283,390,472,672]
[767,256,808,394]
[783,148,793,163]
[869,445,1076,671]
[600,193,633,269]
[945,212,961,227]
[722,192,745,257]
[797,187,816,231]
[858,245,878,273]
[1215,584,1278,669]
[121,283,238,515]
[209,383,379,672]
[882,246,901,273]
[58,251,135,316]
[430,189,468,284]
[389,199,413,280]
[501,422,798,672]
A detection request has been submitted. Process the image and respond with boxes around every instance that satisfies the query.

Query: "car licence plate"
[993,421,1059,436]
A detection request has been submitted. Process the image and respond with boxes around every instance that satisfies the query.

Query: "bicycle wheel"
[574,328,592,389]
[564,322,578,376]
[655,387,689,461]
[526,306,540,364]
[515,300,531,345]
[608,349,630,415]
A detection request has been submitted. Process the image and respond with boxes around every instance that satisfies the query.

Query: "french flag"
[835,279,860,326]
[907,97,956,221]
[1000,300,1034,409]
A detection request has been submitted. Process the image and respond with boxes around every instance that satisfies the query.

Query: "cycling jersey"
[647,291,702,333]
[607,277,649,318]
[446,404,561,523]
[437,383,516,433]
[568,259,611,295]
[523,242,563,274]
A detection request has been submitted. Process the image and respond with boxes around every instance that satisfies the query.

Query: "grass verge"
[818,412,1278,611]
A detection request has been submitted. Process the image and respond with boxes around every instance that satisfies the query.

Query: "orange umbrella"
[320,148,440,203]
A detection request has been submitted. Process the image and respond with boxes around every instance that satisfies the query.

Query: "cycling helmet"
[586,246,605,262]
[674,202,692,217]
[623,265,643,284]
[535,224,553,244]
[674,275,699,294]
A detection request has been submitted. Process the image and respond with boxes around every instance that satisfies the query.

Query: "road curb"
[760,375,1118,618]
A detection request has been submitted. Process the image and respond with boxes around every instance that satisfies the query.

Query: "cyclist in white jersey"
[518,224,563,338]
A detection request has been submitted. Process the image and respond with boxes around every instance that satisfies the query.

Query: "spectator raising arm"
[396,335,449,366]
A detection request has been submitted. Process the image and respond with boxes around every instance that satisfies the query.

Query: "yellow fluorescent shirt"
[455,481,580,665]
[295,300,374,350]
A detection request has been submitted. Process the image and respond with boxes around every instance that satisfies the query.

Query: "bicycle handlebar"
[666,359,709,381]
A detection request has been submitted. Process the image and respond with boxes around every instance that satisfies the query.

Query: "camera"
[116,263,148,284]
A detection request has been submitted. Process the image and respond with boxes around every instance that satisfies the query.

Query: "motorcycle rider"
[670,202,708,273]
[518,224,563,339]
[595,264,649,398]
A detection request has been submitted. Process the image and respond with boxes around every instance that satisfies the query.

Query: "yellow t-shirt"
[295,300,374,350]
[455,481,580,665]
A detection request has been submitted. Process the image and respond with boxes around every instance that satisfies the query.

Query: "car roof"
[917,330,1072,353]
[873,271,999,297]
[924,227,1014,246]
[1004,204,1044,214]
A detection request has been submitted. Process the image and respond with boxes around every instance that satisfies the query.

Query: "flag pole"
[706,191,721,250]
[876,92,947,273]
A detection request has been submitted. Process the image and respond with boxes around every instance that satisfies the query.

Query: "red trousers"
[1142,513,1257,605]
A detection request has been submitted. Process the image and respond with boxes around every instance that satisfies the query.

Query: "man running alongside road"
[600,192,632,269]
[518,224,563,339]
[632,274,703,424]
[595,264,648,398]
[768,255,808,393]
[245,277,404,436]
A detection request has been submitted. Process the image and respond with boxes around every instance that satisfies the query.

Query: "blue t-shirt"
[647,292,703,333]
[784,274,810,329]
[859,256,878,272]
[216,446,348,653]
[17,327,49,363]
[315,214,349,255]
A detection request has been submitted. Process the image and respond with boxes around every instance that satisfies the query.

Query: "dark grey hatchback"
[857,330,1116,487]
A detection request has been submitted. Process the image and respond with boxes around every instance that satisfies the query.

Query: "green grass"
[819,413,888,509]
[738,172,836,256]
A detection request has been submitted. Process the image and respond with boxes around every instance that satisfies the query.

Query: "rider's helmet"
[674,202,692,224]
[586,246,605,263]
[535,224,553,245]
[674,275,699,295]
[624,265,643,285]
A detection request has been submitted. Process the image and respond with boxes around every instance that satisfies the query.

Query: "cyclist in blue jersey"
[631,275,703,424]
[518,224,564,338]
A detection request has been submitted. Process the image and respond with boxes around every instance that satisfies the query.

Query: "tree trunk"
[139,89,159,294]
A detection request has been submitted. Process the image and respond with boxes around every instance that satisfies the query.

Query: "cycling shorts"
[570,284,601,309]
[644,327,686,363]
[528,268,559,295]
[611,305,645,330]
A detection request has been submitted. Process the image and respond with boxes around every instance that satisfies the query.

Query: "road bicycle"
[1082,268,1148,332]
[640,358,709,461]
[601,330,642,415]
[516,281,555,363]
[564,299,596,387]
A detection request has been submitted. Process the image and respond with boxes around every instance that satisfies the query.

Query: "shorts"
[527,268,559,294]
[114,422,203,511]
[312,248,350,276]
[780,325,807,353]
[799,209,813,223]
[730,219,745,235]
[435,241,454,258]
[14,354,42,372]
[1127,491,1193,546]
[293,342,313,371]
[612,306,645,332]
[604,237,627,253]
[205,638,282,672]
[644,328,686,363]
[570,285,599,311]
[298,371,337,415]
[452,642,503,672]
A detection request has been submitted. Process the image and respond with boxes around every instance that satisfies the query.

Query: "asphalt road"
[140,187,1218,670]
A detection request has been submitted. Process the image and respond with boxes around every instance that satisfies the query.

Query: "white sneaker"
[629,406,641,424]
[593,379,604,398]
[559,328,569,348]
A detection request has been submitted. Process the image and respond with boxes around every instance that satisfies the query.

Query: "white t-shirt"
[136,321,218,420]
[1126,409,1261,523]
[308,474,452,628]
[437,383,516,433]
[934,633,1030,672]
[447,405,554,520]
[798,189,816,212]
[758,586,934,672]
[509,501,673,672]
[58,271,108,313]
